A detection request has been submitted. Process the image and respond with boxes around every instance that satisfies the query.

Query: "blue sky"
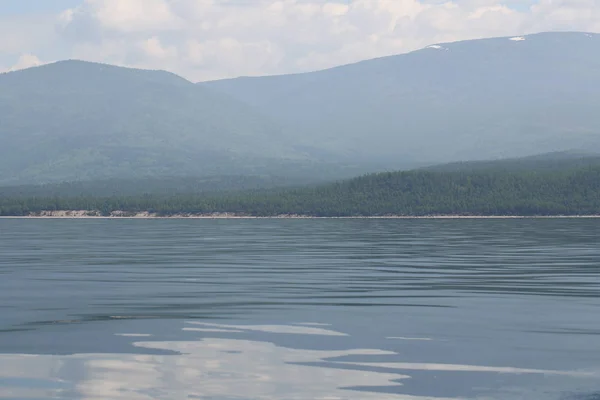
[0,0,81,15]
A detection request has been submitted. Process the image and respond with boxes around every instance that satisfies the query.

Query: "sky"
[0,0,598,81]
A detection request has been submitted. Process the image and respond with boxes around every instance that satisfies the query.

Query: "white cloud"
[140,36,177,59]
[82,0,182,33]
[1,0,599,81]
[529,0,600,32]
[0,15,58,55]
[8,54,43,72]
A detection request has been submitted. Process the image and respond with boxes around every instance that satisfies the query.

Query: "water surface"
[0,219,599,399]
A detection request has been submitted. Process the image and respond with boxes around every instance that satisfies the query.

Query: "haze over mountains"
[3,150,599,200]
[203,32,600,164]
[3,151,600,217]
[0,61,313,184]
[1,31,599,185]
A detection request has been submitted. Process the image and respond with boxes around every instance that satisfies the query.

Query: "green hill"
[2,154,600,217]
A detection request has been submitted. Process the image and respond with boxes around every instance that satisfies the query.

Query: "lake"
[0,218,598,400]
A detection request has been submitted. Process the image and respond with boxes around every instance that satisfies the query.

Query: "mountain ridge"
[201,31,600,163]
[200,31,598,83]
[2,31,599,184]
[0,59,315,184]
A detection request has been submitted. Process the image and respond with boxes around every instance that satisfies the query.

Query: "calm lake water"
[0,219,599,400]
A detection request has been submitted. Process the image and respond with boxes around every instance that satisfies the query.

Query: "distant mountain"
[0,61,322,184]
[202,32,600,165]
[3,32,600,185]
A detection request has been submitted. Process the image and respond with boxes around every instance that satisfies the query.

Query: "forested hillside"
[0,175,320,198]
[423,152,600,173]
[2,165,599,217]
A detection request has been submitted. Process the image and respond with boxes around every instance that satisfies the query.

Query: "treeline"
[0,174,315,198]
[423,153,600,173]
[1,166,600,216]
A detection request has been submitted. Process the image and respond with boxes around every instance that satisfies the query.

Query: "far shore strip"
[1,211,599,219]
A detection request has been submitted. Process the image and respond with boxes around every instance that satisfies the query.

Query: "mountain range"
[1,31,599,184]
[202,31,600,164]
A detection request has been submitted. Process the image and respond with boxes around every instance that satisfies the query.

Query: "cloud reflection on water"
[0,322,451,400]
[0,338,424,400]
[0,323,597,400]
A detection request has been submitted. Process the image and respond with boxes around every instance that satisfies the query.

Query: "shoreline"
[1,211,600,219]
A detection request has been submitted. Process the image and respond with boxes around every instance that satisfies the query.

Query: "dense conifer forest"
[1,164,599,217]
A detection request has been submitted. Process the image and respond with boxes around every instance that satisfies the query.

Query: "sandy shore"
[1,211,599,219]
